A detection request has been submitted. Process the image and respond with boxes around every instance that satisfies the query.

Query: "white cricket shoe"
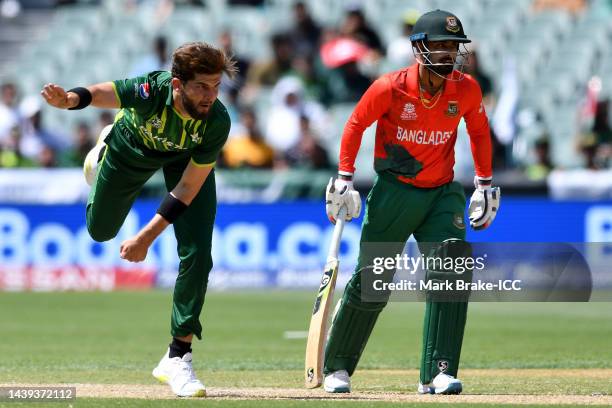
[152,349,206,397]
[418,382,434,394]
[83,124,111,186]
[418,372,463,395]
[323,369,351,393]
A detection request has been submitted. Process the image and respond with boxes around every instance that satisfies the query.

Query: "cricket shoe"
[152,349,206,397]
[323,369,351,393]
[418,373,463,395]
[83,124,110,186]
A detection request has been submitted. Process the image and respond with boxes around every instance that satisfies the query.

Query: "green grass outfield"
[1,291,611,407]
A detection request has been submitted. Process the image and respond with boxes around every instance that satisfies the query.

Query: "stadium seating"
[0,0,610,170]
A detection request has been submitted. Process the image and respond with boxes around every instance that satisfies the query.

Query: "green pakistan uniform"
[86,71,230,340]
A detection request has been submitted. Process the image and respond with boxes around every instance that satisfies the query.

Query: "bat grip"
[327,206,347,261]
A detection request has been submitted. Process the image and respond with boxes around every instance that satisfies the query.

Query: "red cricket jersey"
[339,64,492,188]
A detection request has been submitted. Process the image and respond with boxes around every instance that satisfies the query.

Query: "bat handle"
[327,206,347,260]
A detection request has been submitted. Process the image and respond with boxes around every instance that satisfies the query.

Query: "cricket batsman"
[323,10,500,394]
[41,42,236,398]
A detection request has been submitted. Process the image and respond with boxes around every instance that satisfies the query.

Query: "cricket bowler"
[324,10,500,394]
[41,42,236,398]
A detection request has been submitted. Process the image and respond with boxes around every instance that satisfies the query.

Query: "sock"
[169,338,192,358]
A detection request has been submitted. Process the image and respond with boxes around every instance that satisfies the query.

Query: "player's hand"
[120,236,150,263]
[326,176,361,224]
[40,83,77,109]
[468,177,501,231]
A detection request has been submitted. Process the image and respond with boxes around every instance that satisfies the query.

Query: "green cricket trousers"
[324,172,470,384]
[86,126,215,340]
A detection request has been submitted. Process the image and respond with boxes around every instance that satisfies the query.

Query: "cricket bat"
[305,206,347,388]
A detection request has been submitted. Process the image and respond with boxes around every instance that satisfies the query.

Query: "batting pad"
[420,239,473,384]
[324,270,385,376]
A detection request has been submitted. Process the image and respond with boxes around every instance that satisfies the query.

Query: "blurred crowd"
[214,1,388,171]
[0,0,610,177]
[0,81,115,167]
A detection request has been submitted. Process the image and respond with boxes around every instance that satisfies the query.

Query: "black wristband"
[67,87,92,110]
[338,173,353,181]
[157,193,188,223]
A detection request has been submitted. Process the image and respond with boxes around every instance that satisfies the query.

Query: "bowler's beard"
[180,90,209,120]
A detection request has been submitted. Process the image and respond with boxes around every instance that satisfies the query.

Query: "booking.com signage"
[0,199,610,291]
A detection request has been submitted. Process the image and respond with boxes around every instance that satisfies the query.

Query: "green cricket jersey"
[111,71,230,166]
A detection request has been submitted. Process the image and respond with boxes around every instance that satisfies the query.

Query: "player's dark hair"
[171,42,237,82]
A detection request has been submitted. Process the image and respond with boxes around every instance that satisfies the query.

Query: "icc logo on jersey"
[400,103,417,121]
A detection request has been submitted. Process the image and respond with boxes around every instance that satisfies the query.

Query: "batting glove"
[326,175,361,224]
[468,176,501,231]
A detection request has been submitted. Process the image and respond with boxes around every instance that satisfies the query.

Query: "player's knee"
[425,239,473,301]
[345,267,390,311]
[191,247,212,264]
[427,239,473,274]
[87,229,117,243]
[177,247,213,274]
[87,221,119,242]
[85,205,120,242]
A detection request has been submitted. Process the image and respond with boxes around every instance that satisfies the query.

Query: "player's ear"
[171,77,182,92]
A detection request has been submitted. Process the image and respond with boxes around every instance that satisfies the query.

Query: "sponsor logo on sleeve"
[138,83,150,99]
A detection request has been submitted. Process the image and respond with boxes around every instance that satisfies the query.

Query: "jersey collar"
[166,80,215,122]
[166,82,174,106]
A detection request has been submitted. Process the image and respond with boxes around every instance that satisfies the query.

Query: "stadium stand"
[0,0,610,177]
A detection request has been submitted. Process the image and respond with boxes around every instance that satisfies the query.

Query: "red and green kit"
[325,64,493,384]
